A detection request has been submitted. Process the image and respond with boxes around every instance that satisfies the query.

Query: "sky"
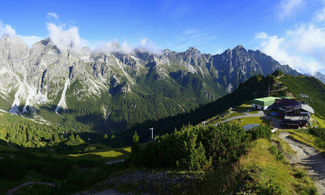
[0,0,325,74]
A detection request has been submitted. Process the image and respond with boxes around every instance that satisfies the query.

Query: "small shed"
[251,97,278,110]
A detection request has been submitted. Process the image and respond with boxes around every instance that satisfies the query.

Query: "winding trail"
[279,132,325,194]
[105,159,125,165]
[7,181,55,195]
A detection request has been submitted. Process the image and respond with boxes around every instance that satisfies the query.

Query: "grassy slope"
[280,74,325,119]
[237,138,316,194]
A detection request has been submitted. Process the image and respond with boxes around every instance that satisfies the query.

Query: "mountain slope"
[315,72,325,84]
[279,73,325,118]
[123,71,325,144]
[0,35,299,132]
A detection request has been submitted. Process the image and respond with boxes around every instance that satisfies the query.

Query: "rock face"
[0,34,299,131]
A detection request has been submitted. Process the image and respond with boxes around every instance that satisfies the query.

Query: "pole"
[149,128,154,140]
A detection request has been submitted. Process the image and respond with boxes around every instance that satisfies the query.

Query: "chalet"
[251,96,314,128]
[272,98,314,128]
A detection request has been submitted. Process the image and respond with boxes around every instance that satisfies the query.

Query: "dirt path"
[279,132,325,194]
[105,159,125,165]
[7,181,55,195]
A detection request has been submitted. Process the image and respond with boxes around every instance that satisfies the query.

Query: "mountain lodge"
[251,97,314,128]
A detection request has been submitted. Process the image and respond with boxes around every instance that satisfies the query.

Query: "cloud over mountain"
[46,23,84,52]
[0,20,16,37]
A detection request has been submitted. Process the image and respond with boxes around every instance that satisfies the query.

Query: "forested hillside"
[121,71,325,144]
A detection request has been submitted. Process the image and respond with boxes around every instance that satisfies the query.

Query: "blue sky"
[1,0,325,74]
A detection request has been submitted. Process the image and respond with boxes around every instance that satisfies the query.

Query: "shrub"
[248,125,272,140]
[269,146,284,161]
[131,123,250,171]
[309,128,325,149]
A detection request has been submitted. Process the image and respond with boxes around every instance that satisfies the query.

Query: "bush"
[248,125,272,140]
[199,123,250,167]
[131,123,251,171]
[269,146,284,161]
[309,128,325,149]
[135,127,212,171]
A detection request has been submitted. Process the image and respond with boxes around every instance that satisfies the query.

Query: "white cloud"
[138,38,162,55]
[47,12,59,19]
[94,38,162,55]
[287,24,325,53]
[255,32,269,40]
[0,19,161,56]
[95,40,133,54]
[277,0,304,20]
[255,29,323,74]
[47,23,84,52]
[0,20,43,47]
[0,21,16,37]
[259,0,325,74]
[315,8,325,22]
[19,35,43,47]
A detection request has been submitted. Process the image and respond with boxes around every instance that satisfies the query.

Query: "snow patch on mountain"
[88,78,107,95]
[9,74,48,114]
[186,64,196,73]
[55,78,70,114]
[112,55,135,85]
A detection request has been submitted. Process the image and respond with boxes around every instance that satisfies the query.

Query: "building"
[272,98,314,128]
[251,97,279,110]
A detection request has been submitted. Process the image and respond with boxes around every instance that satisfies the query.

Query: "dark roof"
[274,98,301,112]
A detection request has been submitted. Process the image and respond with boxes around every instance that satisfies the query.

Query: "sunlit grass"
[232,117,263,126]
[68,146,131,160]
[238,138,316,194]
[281,129,325,154]
[312,115,325,128]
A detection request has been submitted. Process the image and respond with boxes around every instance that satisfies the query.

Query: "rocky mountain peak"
[0,35,301,128]
[232,45,247,53]
[185,47,200,55]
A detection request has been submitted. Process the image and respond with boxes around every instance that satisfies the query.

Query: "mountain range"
[0,34,299,132]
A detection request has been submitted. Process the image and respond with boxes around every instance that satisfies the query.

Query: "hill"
[122,71,325,144]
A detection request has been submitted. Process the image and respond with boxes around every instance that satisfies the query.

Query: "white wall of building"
[252,104,268,110]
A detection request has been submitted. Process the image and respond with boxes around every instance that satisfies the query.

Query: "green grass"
[248,110,260,114]
[282,129,325,155]
[280,75,325,118]
[312,115,325,128]
[232,105,252,112]
[227,112,245,118]
[232,117,263,126]
[238,138,317,194]
[68,146,131,160]
[271,135,296,155]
